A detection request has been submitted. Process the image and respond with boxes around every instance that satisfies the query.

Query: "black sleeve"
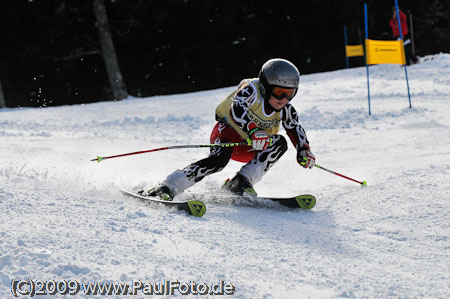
[281,104,309,150]
[229,82,258,133]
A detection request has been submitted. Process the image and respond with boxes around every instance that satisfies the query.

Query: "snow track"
[1,54,449,298]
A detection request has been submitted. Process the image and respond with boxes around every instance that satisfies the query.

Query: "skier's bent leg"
[228,135,288,195]
[158,145,233,198]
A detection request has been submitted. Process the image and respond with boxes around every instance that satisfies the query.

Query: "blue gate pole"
[364,3,371,115]
[344,25,349,68]
[395,0,412,108]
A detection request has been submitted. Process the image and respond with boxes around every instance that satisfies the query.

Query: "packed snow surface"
[1,54,449,298]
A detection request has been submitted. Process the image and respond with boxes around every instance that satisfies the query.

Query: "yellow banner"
[365,39,406,65]
[345,44,364,57]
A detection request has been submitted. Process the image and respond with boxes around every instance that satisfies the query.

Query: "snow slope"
[1,54,449,298]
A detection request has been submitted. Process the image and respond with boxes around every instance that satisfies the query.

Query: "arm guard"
[229,82,258,134]
[281,104,309,150]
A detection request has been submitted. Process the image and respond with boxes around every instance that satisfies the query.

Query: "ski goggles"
[271,86,296,101]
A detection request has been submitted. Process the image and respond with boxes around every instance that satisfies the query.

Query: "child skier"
[143,58,315,200]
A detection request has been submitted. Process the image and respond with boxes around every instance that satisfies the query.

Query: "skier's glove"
[297,144,316,169]
[247,127,271,151]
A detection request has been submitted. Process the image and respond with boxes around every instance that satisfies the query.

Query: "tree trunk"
[93,0,128,101]
[0,79,5,108]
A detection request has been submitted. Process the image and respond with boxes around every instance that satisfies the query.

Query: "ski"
[192,193,316,210]
[269,194,316,210]
[120,189,206,217]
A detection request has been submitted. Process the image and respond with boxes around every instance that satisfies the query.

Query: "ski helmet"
[259,58,300,101]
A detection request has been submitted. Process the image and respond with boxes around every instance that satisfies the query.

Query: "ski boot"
[139,185,174,201]
[223,173,257,197]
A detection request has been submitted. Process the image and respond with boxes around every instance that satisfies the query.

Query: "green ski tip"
[362,181,367,186]
[96,156,104,163]
[187,200,206,217]
[295,195,316,210]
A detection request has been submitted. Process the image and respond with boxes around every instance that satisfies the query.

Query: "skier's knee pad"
[270,135,288,154]
[189,146,232,175]
[209,147,233,169]
[253,134,288,165]
[239,135,288,185]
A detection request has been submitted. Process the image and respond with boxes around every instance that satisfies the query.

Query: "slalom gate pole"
[314,164,367,186]
[364,2,371,115]
[409,13,416,57]
[91,142,248,163]
[394,0,412,109]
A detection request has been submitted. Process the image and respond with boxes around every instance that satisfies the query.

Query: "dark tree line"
[0,0,449,108]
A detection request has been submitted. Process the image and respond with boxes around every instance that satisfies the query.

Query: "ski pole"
[91,142,248,163]
[314,164,367,186]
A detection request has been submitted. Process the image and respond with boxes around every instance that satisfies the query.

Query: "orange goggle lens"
[271,87,296,100]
